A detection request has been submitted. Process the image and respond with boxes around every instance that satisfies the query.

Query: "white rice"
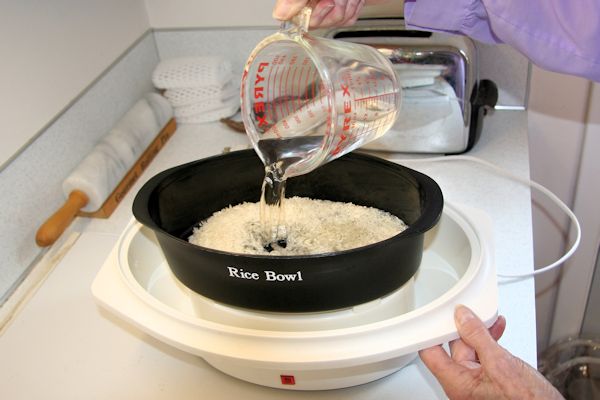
[188,196,408,256]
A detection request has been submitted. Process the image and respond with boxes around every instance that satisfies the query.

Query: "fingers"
[309,0,336,27]
[343,0,365,26]
[449,336,477,364]
[449,314,507,364]
[312,0,366,28]
[419,346,452,377]
[454,305,505,364]
[344,0,366,26]
[489,315,506,342]
[419,345,472,392]
[420,309,509,397]
[273,0,310,20]
[273,0,367,29]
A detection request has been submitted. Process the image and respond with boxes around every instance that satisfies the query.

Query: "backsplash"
[0,26,530,303]
[477,42,530,108]
[0,32,159,302]
[154,27,530,108]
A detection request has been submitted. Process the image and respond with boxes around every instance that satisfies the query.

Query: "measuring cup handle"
[280,0,319,34]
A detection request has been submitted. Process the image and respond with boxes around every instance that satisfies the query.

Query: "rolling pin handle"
[35,190,89,247]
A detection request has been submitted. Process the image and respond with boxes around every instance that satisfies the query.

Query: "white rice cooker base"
[92,203,497,391]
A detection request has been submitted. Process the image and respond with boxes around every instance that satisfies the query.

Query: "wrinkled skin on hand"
[273,0,384,28]
[420,305,564,400]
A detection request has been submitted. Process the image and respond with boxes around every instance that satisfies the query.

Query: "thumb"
[455,305,505,363]
[273,0,310,20]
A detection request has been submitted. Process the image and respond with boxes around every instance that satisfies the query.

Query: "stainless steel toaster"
[322,20,498,154]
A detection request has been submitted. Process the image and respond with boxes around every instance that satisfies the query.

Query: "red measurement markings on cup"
[297,60,308,113]
[265,54,288,136]
[285,62,295,125]
[309,59,318,105]
[265,56,277,131]
[272,56,285,134]
[277,56,289,131]
[279,56,301,131]
[291,57,300,119]
[354,92,397,139]
[289,56,298,123]
[278,64,290,132]
[303,66,316,123]
[268,56,324,138]
[354,92,397,108]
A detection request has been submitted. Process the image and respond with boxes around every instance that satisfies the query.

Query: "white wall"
[550,82,600,344]
[527,65,591,351]
[0,0,150,168]
[143,0,404,29]
[144,0,276,28]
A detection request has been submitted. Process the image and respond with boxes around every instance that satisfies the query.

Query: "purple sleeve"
[404,0,600,82]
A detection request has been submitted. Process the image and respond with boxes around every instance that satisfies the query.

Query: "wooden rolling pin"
[36,93,176,247]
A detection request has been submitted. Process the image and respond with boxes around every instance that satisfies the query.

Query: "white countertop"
[0,110,535,399]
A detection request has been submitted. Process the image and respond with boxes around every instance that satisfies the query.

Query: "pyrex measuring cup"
[241,6,401,179]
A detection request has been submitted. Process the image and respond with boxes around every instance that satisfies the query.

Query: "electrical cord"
[389,155,581,279]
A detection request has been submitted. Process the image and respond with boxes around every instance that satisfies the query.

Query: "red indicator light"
[280,375,295,385]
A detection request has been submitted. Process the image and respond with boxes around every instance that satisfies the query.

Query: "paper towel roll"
[145,92,174,127]
[175,97,240,124]
[173,94,240,118]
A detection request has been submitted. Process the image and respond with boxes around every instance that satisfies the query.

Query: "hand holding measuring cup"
[273,0,368,29]
[241,1,401,180]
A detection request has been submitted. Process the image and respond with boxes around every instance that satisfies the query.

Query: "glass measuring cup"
[241,5,402,180]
